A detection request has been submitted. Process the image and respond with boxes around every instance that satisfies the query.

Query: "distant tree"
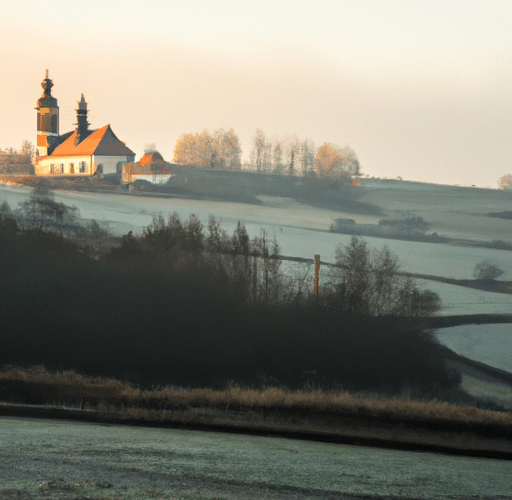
[378,217,430,235]
[473,261,504,281]
[173,128,241,169]
[18,188,80,230]
[283,134,300,175]
[0,200,11,213]
[173,130,213,167]
[325,236,441,317]
[213,128,242,170]
[298,138,315,177]
[0,140,35,174]
[498,174,512,190]
[250,128,271,173]
[250,131,316,176]
[314,143,360,178]
[270,136,284,174]
[21,140,36,160]
[173,132,201,165]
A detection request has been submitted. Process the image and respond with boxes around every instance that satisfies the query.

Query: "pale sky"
[1,0,511,187]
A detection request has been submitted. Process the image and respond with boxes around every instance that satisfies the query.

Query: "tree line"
[173,128,361,179]
[0,140,35,175]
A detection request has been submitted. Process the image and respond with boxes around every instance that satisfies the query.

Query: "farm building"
[121,151,174,184]
[34,70,135,176]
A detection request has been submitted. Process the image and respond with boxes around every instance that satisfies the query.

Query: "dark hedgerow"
[0,211,454,397]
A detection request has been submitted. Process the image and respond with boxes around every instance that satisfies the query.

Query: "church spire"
[41,69,54,97]
[74,94,90,145]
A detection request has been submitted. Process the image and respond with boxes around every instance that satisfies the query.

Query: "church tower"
[35,69,59,157]
[74,94,89,145]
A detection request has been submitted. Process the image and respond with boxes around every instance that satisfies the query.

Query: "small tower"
[74,94,89,146]
[35,69,59,157]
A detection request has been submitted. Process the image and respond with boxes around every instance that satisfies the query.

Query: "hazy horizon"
[1,0,510,188]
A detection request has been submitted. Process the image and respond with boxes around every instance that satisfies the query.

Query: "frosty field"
[1,182,511,317]
[435,324,512,373]
[1,416,511,500]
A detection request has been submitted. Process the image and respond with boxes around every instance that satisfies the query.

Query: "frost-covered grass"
[435,324,512,373]
[415,279,512,316]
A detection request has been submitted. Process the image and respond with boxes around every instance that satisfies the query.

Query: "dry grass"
[1,365,511,429]
[3,366,512,454]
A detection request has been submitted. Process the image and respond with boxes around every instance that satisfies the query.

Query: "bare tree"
[283,134,300,175]
[19,188,79,228]
[315,143,360,178]
[0,141,35,174]
[298,138,315,177]
[250,128,272,173]
[324,236,441,317]
[270,136,284,174]
[214,128,242,170]
[173,129,242,170]
[498,174,512,190]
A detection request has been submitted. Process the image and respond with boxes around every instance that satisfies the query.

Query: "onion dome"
[36,69,58,109]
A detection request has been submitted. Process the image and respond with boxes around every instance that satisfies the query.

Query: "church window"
[80,161,86,173]
[70,163,74,174]
[50,163,54,174]
[58,163,64,174]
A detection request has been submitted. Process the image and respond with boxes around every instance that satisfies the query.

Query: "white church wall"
[94,155,133,175]
[35,155,93,176]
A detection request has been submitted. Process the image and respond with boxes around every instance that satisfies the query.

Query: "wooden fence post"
[314,254,320,301]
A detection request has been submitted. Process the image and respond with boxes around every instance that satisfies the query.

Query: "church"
[34,70,135,176]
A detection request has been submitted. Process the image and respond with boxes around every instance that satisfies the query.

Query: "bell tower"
[35,69,59,157]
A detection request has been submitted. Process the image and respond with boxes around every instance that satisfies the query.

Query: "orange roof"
[139,152,165,165]
[50,124,135,157]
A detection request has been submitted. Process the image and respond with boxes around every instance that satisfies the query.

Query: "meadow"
[1,175,511,455]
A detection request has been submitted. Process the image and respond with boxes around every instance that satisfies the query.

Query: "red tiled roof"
[50,124,135,157]
[139,152,165,165]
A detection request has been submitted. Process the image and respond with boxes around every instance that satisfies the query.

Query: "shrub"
[473,261,504,280]
[323,237,441,317]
